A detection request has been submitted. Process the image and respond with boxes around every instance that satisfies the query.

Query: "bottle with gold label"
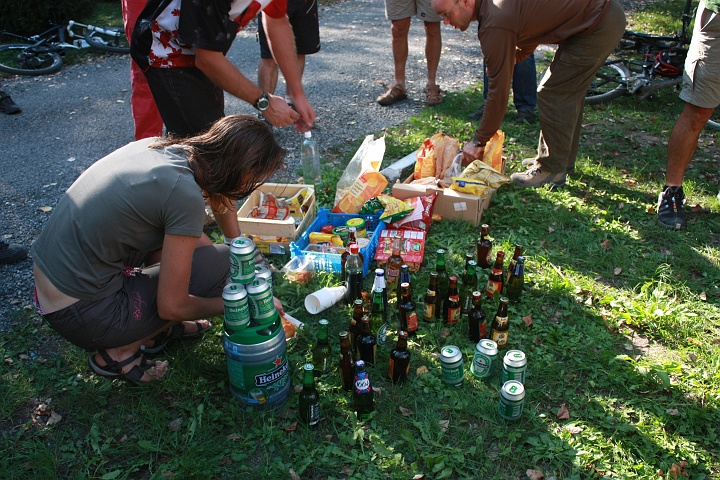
[490,297,510,348]
[424,272,438,321]
[485,251,505,299]
[443,275,461,326]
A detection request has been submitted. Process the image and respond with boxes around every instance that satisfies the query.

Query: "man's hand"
[262,94,300,129]
[462,143,484,167]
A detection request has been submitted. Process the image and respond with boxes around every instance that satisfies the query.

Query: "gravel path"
[0,0,486,327]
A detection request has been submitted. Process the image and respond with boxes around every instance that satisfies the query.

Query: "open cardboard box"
[237,183,317,255]
[392,176,493,227]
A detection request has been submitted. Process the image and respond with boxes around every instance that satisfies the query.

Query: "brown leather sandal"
[377,83,407,106]
[424,84,444,105]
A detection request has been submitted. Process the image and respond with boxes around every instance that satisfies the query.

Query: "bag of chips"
[392,193,438,232]
[376,194,414,223]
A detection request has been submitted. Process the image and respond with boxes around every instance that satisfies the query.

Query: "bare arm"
[194,47,299,128]
[263,13,315,132]
[156,233,224,321]
[213,200,240,240]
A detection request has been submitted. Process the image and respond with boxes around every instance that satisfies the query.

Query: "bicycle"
[0,21,129,76]
[585,0,720,130]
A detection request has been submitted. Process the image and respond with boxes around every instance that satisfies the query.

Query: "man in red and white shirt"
[140,0,315,137]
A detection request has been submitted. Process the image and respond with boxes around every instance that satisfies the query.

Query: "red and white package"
[392,193,437,232]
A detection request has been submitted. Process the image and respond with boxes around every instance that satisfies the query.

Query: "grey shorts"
[680,2,720,108]
[42,245,230,351]
[384,0,441,22]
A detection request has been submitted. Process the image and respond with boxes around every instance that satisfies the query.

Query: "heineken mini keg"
[500,349,527,385]
[440,345,464,387]
[470,339,498,379]
[498,380,525,421]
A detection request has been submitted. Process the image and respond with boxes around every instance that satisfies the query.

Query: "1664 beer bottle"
[299,363,320,426]
[353,360,374,420]
[490,297,510,348]
[388,331,411,384]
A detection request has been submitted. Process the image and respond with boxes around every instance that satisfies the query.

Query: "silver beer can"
[222,283,250,333]
[254,264,273,290]
[440,345,464,387]
[229,237,256,284]
[245,277,277,324]
[498,380,525,421]
[470,339,498,379]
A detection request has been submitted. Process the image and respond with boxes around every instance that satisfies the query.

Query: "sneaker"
[0,91,21,115]
[377,83,407,106]
[657,185,686,230]
[521,158,538,167]
[467,105,485,120]
[424,84,443,105]
[0,241,28,265]
[515,109,535,124]
[510,166,566,188]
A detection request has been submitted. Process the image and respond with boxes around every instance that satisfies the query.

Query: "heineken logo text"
[255,359,288,387]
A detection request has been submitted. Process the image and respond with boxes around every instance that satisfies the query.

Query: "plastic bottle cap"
[350,244,360,254]
[304,131,312,139]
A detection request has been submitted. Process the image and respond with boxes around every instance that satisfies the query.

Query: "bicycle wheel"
[585,62,631,105]
[706,107,720,131]
[84,27,130,54]
[0,44,63,75]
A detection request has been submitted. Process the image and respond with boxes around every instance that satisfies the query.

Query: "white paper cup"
[304,286,348,314]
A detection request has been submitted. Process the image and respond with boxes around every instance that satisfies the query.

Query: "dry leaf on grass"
[666,408,679,416]
[600,239,610,251]
[526,469,544,480]
[438,419,449,432]
[227,433,241,440]
[669,461,688,478]
[280,422,298,432]
[613,267,622,275]
[168,418,182,431]
[556,403,570,420]
[564,425,583,434]
[399,406,414,416]
[522,314,533,326]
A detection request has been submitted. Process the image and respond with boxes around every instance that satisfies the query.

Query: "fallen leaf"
[168,418,182,431]
[666,408,679,416]
[690,203,703,213]
[556,403,570,420]
[699,292,707,301]
[438,419,449,432]
[227,433,241,440]
[440,328,451,338]
[522,314,533,326]
[280,422,298,432]
[340,467,352,475]
[687,337,702,345]
[548,227,555,233]
[45,411,62,426]
[289,468,301,480]
[533,337,543,346]
[398,406,414,416]
[39,206,53,213]
[526,469,544,480]
[668,461,688,478]
[565,425,583,434]
[613,267,622,275]
[600,239,610,251]
[416,366,429,375]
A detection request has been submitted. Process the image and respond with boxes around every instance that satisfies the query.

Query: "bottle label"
[388,358,395,379]
[423,302,435,320]
[486,279,502,298]
[447,305,461,325]
[377,323,388,346]
[492,330,508,347]
[386,268,400,287]
[407,312,419,332]
[354,371,371,395]
[307,402,320,425]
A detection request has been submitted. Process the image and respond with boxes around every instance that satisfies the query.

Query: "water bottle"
[301,131,321,185]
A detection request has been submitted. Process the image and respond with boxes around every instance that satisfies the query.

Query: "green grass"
[3,4,720,480]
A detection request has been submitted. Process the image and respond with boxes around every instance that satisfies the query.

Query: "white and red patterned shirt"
[149,0,287,68]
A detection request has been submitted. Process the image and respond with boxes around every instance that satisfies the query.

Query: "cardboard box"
[374,228,427,272]
[392,176,493,226]
[237,183,317,255]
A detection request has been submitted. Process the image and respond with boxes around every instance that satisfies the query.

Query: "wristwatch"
[254,92,270,111]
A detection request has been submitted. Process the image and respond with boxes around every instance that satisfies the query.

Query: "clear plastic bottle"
[301,131,321,185]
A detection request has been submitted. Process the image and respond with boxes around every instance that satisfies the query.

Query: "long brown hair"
[151,115,286,209]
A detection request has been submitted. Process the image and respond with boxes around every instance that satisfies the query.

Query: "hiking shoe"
[424,84,443,105]
[467,104,485,120]
[0,241,28,264]
[516,109,535,124]
[377,83,407,106]
[510,166,566,188]
[0,91,21,115]
[521,158,538,167]
[657,185,686,230]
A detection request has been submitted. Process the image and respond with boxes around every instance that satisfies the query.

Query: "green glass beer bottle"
[298,363,320,426]
[312,319,332,377]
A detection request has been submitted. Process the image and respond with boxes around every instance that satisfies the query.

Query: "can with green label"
[222,283,250,334]
[470,339,498,379]
[229,237,256,284]
[246,277,277,325]
[254,264,273,290]
[440,345,464,387]
[498,380,525,421]
[500,349,527,385]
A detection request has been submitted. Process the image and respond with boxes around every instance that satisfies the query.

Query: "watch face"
[257,95,270,111]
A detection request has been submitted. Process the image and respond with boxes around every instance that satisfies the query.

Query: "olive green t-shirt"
[31,138,205,300]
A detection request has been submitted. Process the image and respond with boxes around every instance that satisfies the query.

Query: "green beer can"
[246,278,277,324]
[254,264,273,290]
[500,349,527,385]
[440,345,464,387]
[498,380,525,421]
[229,237,256,284]
[470,339,498,379]
[223,283,250,333]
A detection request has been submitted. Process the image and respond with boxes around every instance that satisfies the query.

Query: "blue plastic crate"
[290,208,385,277]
